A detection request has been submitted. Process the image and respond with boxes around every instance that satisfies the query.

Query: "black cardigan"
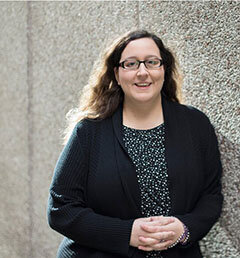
[47,97,223,258]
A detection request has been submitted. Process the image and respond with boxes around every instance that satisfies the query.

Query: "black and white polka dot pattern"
[123,123,171,258]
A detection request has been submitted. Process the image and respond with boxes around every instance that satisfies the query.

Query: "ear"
[114,67,119,84]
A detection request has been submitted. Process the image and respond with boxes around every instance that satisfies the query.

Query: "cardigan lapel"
[112,104,142,217]
[162,97,194,215]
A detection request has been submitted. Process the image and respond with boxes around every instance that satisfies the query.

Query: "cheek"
[118,72,132,85]
[154,71,165,82]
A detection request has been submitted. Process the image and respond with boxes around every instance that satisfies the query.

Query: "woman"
[47,30,223,258]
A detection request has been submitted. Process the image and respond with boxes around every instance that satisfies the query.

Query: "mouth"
[134,82,151,88]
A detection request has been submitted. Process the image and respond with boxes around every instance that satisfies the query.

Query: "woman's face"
[114,38,165,105]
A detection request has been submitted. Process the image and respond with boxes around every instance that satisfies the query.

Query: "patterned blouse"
[123,123,171,258]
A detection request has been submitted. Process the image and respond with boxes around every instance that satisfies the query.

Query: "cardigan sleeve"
[47,121,134,256]
[175,117,223,247]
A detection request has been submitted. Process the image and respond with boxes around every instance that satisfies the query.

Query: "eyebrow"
[123,55,161,60]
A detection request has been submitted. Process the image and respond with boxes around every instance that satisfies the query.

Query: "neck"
[122,96,164,129]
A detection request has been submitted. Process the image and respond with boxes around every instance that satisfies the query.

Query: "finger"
[151,239,173,250]
[141,218,175,230]
[141,217,152,222]
[141,222,173,233]
[149,215,163,221]
[150,216,175,225]
[140,224,161,233]
[156,221,178,233]
[143,219,178,233]
[138,239,173,251]
[138,236,159,246]
[138,245,153,251]
[139,231,175,242]
[156,231,175,240]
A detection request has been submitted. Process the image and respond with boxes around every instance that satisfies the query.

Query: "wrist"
[179,223,190,245]
[129,220,136,247]
[168,222,190,248]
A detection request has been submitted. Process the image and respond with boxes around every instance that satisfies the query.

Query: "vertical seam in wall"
[27,1,33,257]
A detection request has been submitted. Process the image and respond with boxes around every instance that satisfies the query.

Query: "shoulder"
[171,102,220,153]
[75,116,111,137]
[172,102,219,150]
[171,101,212,128]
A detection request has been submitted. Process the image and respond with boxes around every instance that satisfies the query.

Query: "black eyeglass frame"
[118,58,164,70]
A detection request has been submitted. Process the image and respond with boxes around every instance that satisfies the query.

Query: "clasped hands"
[130,216,184,251]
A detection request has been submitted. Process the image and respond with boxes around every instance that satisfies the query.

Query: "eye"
[124,60,138,68]
[146,59,160,66]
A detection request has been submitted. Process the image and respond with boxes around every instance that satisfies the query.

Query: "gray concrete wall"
[0,1,239,257]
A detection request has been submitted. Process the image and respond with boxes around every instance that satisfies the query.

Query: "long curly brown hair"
[63,30,182,144]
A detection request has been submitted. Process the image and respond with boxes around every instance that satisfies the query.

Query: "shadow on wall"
[219,133,240,251]
[199,132,240,257]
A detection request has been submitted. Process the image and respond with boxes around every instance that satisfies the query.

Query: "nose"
[137,62,149,76]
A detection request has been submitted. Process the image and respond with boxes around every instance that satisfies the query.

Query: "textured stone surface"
[1,1,239,257]
[29,1,138,257]
[0,2,30,258]
[139,1,240,257]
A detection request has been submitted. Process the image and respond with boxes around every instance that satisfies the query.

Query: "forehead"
[121,38,161,60]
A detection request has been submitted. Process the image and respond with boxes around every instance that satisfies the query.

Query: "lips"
[134,82,151,87]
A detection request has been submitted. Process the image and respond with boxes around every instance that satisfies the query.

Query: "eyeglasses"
[118,58,163,70]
